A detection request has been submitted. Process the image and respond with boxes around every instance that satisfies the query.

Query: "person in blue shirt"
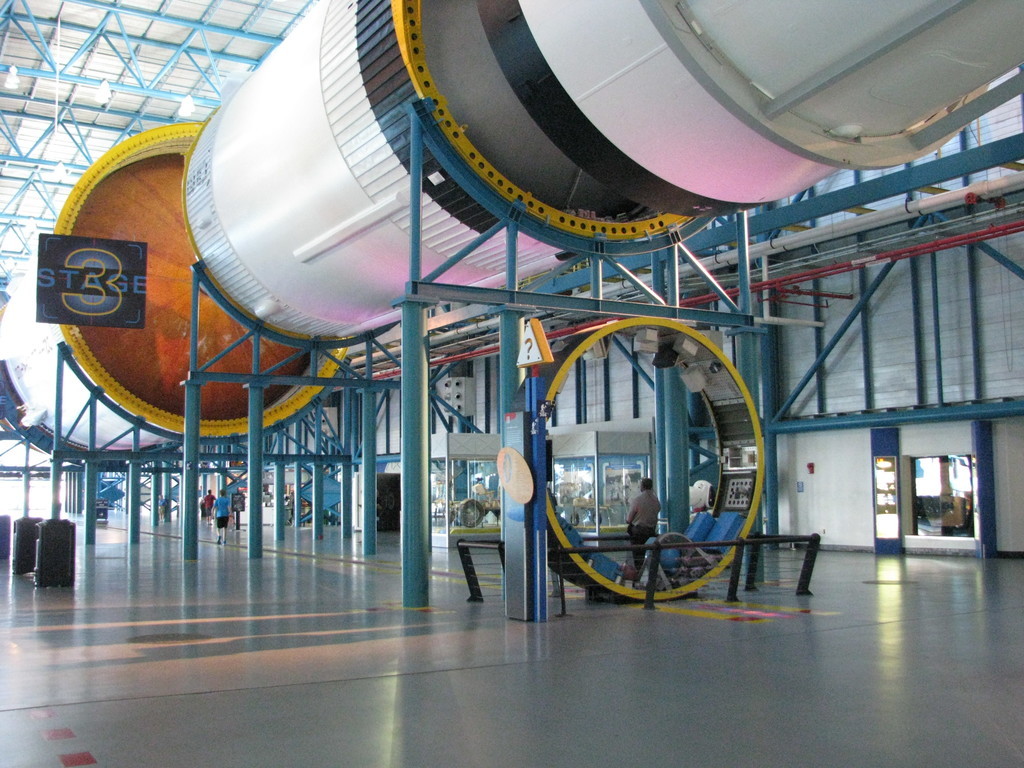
[214,489,232,545]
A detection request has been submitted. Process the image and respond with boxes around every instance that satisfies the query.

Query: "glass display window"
[599,456,647,527]
[911,454,975,538]
[553,454,649,533]
[432,457,501,533]
[553,457,596,530]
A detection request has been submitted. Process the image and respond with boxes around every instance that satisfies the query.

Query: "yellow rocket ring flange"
[391,0,694,242]
[54,124,340,437]
[544,317,764,601]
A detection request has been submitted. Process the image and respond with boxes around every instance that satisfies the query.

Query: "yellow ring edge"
[391,0,694,243]
[543,317,765,602]
[55,124,341,437]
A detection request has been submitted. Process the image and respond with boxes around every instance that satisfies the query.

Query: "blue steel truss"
[0,0,317,282]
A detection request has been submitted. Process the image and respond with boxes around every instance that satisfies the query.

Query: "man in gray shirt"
[626,477,661,569]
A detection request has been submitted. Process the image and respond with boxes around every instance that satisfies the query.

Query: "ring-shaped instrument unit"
[543,317,764,601]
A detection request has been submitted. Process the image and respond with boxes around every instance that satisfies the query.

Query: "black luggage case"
[35,519,75,588]
[0,514,10,560]
[12,516,43,575]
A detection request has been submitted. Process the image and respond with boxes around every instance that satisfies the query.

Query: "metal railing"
[455,538,504,602]
[456,532,822,615]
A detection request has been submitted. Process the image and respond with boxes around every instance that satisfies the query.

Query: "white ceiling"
[0,0,316,283]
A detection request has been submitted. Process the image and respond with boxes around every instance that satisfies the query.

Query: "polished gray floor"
[3,514,1024,768]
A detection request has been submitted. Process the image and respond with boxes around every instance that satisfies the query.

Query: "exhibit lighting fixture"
[177,94,195,118]
[652,343,679,369]
[49,161,68,183]
[5,66,19,90]
[93,78,111,105]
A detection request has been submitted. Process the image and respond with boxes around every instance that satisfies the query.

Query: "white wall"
[778,418,1024,553]
[777,429,875,548]
[993,417,1024,553]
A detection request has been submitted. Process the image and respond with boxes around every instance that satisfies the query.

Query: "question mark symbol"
[525,338,534,357]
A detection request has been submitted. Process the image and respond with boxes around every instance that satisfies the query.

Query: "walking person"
[202,489,216,524]
[626,477,661,570]
[214,489,231,545]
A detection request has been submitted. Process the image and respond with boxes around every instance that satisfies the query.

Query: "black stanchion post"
[644,539,661,610]
[796,533,821,596]
[745,531,762,592]
[456,540,484,602]
[556,549,568,617]
[726,538,745,602]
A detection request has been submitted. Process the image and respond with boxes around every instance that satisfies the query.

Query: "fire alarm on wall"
[807,462,815,474]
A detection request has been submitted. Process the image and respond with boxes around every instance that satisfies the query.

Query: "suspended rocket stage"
[2,0,1022,444]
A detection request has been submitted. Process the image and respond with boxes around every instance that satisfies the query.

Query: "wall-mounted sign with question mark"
[517,317,554,368]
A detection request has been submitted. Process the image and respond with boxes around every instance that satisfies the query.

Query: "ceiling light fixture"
[94,78,111,105]
[5,66,20,90]
[177,94,195,118]
[49,161,69,183]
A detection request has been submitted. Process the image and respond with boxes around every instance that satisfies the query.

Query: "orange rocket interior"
[68,153,307,423]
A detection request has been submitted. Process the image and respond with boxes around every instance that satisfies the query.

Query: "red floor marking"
[42,728,76,740]
[59,753,98,767]
[29,709,55,719]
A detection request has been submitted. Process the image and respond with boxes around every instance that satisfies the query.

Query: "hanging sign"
[517,317,553,367]
[36,233,148,329]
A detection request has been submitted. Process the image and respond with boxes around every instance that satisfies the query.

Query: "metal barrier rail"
[643,533,822,610]
[456,532,821,614]
[455,538,504,602]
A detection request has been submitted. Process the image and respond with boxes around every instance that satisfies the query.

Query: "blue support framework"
[394,98,763,604]
[767,208,1024,434]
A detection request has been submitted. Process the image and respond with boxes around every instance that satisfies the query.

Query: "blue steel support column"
[658,366,688,533]
[182,382,200,559]
[761,327,780,536]
[733,212,764,547]
[973,420,997,558]
[22,440,30,517]
[362,339,378,554]
[247,384,265,558]
[50,344,65,520]
[84,461,97,545]
[666,247,687,533]
[590,253,603,300]
[162,466,172,524]
[311,399,324,542]
[293,456,303,528]
[341,387,354,540]
[127,428,141,545]
[274,460,286,542]
[499,220,522,546]
[526,374,548,622]
[734,211,760,405]
[341,459,353,540]
[311,463,324,541]
[650,248,687,529]
[150,462,160,528]
[401,300,429,607]
[362,385,378,556]
[929,253,945,406]
[401,101,429,607]
[84,398,98,544]
[181,269,202,560]
[651,251,668,506]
